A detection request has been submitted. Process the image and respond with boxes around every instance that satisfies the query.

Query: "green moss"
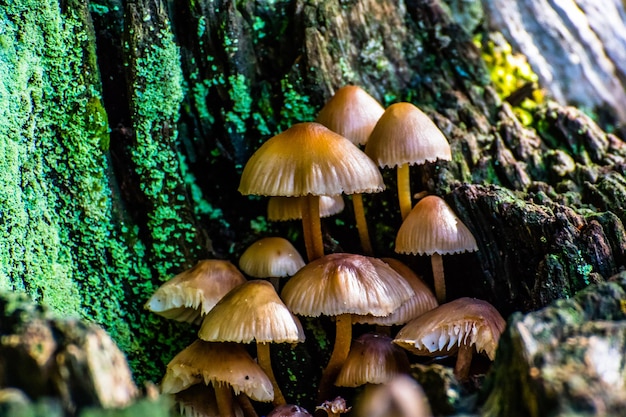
[279,77,316,128]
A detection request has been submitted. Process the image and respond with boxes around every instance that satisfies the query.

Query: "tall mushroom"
[365,102,451,220]
[239,237,305,290]
[161,340,274,417]
[144,259,246,324]
[316,85,386,255]
[198,280,304,406]
[395,195,478,304]
[239,122,384,261]
[280,252,414,401]
[393,297,505,381]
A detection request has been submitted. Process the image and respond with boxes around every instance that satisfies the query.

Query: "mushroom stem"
[301,194,324,261]
[317,313,352,402]
[454,343,474,381]
[236,393,259,417]
[257,342,286,406]
[214,383,236,417]
[431,252,446,304]
[397,163,412,220]
[269,276,281,292]
[351,193,374,255]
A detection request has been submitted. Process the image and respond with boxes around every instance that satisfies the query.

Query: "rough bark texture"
[1,0,625,414]
[482,272,626,417]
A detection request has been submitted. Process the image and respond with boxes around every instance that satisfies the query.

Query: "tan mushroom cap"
[395,195,478,256]
[393,297,506,360]
[199,280,304,344]
[174,384,244,417]
[238,122,384,197]
[335,333,410,387]
[280,253,414,318]
[239,237,305,278]
[365,102,451,168]
[144,260,247,324]
[268,195,345,221]
[353,258,438,326]
[315,85,385,146]
[161,340,274,402]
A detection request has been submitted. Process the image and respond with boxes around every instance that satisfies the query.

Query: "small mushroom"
[395,195,477,303]
[174,383,244,417]
[280,253,414,401]
[161,340,274,417]
[393,297,506,381]
[144,260,246,324]
[239,122,384,261]
[239,237,305,290]
[335,333,410,388]
[198,280,304,406]
[365,103,451,220]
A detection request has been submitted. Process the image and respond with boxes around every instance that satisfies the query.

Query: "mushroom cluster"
[144,85,506,417]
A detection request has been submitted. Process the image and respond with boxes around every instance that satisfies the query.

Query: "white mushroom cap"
[238,122,384,197]
[395,195,478,256]
[198,280,304,344]
[365,102,451,168]
[239,237,305,278]
[393,297,505,360]
[280,253,414,318]
[161,340,274,402]
[144,260,246,324]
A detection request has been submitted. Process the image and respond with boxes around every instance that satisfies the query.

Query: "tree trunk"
[1,0,625,412]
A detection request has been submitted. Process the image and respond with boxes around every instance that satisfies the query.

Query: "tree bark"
[1,0,625,412]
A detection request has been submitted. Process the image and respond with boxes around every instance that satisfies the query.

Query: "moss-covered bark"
[1,0,625,410]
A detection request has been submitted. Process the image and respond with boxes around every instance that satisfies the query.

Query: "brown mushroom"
[161,340,274,417]
[395,195,477,304]
[239,237,305,290]
[280,253,414,401]
[365,103,451,220]
[315,86,386,255]
[198,280,304,406]
[239,122,384,261]
[335,333,410,387]
[144,260,246,324]
[393,297,505,381]
[353,258,438,327]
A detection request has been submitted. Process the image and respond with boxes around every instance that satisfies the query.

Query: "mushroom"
[353,374,433,417]
[144,259,247,324]
[239,237,306,290]
[335,333,410,388]
[267,195,345,222]
[315,85,385,147]
[315,85,386,255]
[353,258,438,327]
[393,297,506,381]
[239,122,384,261]
[174,383,244,417]
[395,195,477,304]
[280,252,414,401]
[161,340,274,417]
[365,103,451,220]
[198,280,304,406]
